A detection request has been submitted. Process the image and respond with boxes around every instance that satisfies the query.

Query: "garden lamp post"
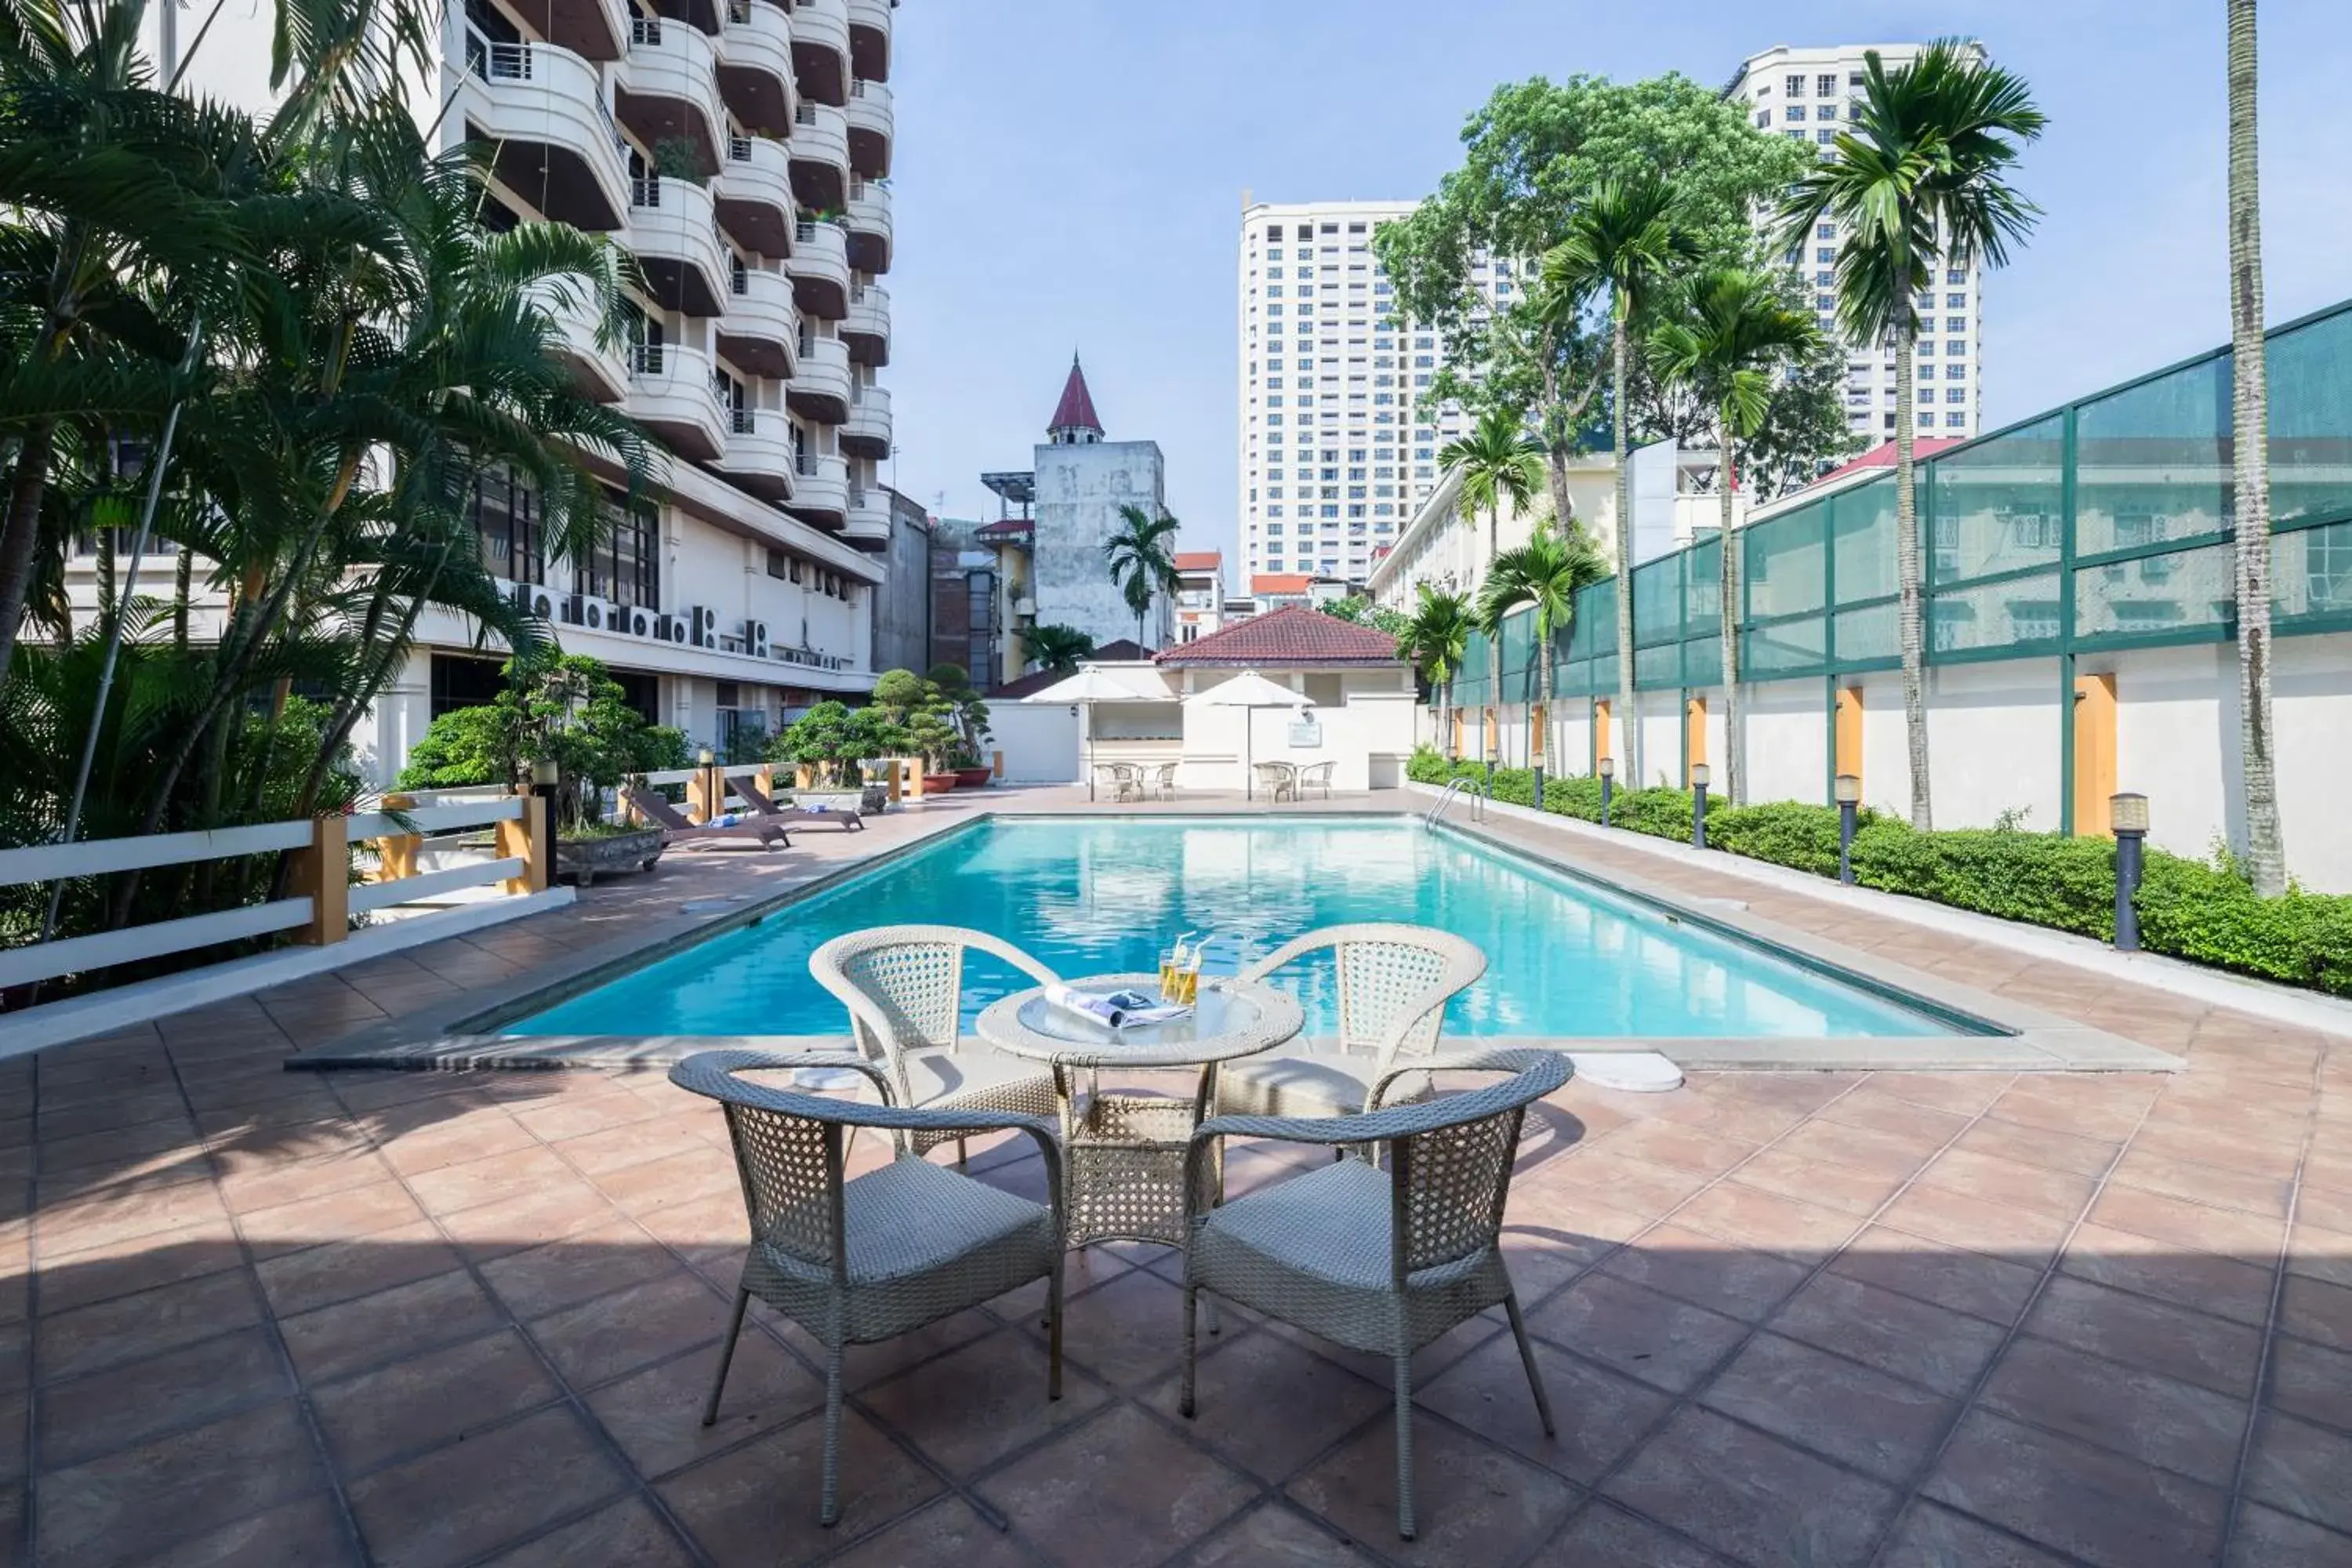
[529,758,561,888]
[1835,774,1861,885]
[2111,792,2149,952]
[1691,763,1711,850]
[1599,754,1615,828]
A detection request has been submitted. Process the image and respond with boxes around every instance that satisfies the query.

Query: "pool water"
[509,818,1954,1040]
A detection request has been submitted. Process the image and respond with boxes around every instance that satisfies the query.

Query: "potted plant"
[771,700,902,811]
[931,663,996,787]
[397,653,690,885]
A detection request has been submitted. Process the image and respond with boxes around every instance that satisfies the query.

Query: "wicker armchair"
[809,925,1062,1163]
[1180,1048,1571,1540]
[672,1050,1065,1526]
[1297,760,1335,799]
[1213,924,1486,1122]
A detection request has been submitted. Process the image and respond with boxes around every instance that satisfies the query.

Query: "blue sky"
[882,2,2352,571]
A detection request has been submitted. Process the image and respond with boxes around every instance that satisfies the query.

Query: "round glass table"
[978,973,1302,1247]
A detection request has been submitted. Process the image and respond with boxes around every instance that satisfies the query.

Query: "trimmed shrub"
[2138,852,2352,996]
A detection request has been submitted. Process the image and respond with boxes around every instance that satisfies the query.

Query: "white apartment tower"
[1726,42,1986,443]
[1236,201,1519,586]
[132,0,903,782]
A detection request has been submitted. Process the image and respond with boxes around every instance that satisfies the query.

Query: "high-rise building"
[1725,42,1987,444]
[125,0,902,780]
[1235,201,1522,588]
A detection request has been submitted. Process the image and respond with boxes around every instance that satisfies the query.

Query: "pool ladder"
[1425,776,1487,826]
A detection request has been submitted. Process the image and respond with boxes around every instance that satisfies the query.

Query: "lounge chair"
[620,786,789,850]
[728,773,865,831]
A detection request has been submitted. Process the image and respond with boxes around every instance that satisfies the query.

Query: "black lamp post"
[1835,772,1860,885]
[1598,754,1614,828]
[2111,792,2148,951]
[1690,763,1711,850]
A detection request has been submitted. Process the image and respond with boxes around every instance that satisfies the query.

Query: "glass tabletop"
[979,972,1302,1067]
[1012,983,1263,1050]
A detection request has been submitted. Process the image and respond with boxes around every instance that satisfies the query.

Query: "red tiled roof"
[975,517,1033,540]
[1249,573,1312,594]
[1806,436,1963,489]
[1156,604,1399,666]
[1173,551,1222,572]
[1047,354,1103,435]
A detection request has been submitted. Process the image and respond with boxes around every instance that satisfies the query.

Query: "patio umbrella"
[1184,669,1313,800]
[1022,666,1170,799]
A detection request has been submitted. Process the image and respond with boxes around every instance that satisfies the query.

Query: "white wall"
[1743,678,1828,806]
[984,702,1082,784]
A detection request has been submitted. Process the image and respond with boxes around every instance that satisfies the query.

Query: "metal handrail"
[1424,775,1486,826]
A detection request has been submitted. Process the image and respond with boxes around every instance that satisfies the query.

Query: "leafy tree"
[1439,408,1545,565]
[2226,0,2285,895]
[1475,524,1609,798]
[1542,172,1700,786]
[1022,622,1094,673]
[1103,503,1181,645]
[1648,267,1827,804]
[769,701,904,783]
[1777,40,2045,830]
[1374,74,1812,524]
[1398,584,1475,759]
[1318,595,1408,638]
[396,654,679,832]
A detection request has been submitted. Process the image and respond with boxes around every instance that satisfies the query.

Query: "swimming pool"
[509,818,1963,1040]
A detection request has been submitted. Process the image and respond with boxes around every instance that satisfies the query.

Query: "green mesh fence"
[1445,299,2352,701]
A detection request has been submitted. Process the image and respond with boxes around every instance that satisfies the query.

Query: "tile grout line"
[2215,1048,2328,1561]
[1857,1087,2171,1568]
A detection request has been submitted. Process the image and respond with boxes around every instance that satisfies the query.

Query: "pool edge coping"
[285,804,2183,1076]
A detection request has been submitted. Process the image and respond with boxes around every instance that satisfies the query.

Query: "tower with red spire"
[1047,352,1104,445]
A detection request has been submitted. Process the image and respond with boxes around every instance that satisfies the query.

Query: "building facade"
[1173,551,1225,643]
[871,485,935,675]
[1236,200,1527,590]
[124,0,904,783]
[1725,42,1987,445]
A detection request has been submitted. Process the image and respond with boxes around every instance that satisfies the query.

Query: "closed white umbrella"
[1023,666,1170,798]
[1184,669,1313,800]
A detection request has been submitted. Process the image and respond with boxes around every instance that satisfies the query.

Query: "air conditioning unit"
[742,619,771,658]
[688,605,719,648]
[510,582,556,620]
[559,593,586,625]
[492,576,517,605]
[655,613,688,644]
[605,600,627,633]
[1012,596,1037,618]
[626,605,654,638]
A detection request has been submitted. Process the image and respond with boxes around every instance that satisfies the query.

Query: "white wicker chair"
[1180,1048,1570,1540]
[1213,924,1486,1122]
[1297,760,1335,799]
[673,1050,1065,1526]
[809,925,1062,1163]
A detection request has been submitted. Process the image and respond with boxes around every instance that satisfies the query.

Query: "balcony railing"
[630,15,662,45]
[628,342,663,375]
[731,407,757,435]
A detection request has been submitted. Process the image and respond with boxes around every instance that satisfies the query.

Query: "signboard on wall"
[1287,718,1323,747]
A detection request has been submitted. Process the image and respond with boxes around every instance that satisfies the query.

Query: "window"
[1754,110,1770,128]
[1321,505,1339,518]
[1817,73,1837,96]
[1947,268,1966,285]
[1786,104,1806,122]
[1946,387,1968,405]
[1946,364,1966,379]
[1945,412,1968,428]
[1817,293,1835,310]
[1815,270,1832,285]
[1947,340,1966,358]
[1816,247,1835,263]
[1945,317,1966,333]
[1785,74,1805,96]
[471,463,543,583]
[1816,129,1835,144]
[1946,292,1965,308]
[1817,103,1836,122]
[1817,222,1835,239]
[1920,412,1936,428]
[1918,339,1936,356]
[1849,70,1866,86]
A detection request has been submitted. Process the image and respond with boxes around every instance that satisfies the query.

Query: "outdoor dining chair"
[810,925,1062,1162]
[1213,924,1486,1122]
[670,1049,1065,1526]
[1180,1047,1570,1540]
[1151,761,1179,800]
[1252,761,1298,802]
[1296,760,1335,799]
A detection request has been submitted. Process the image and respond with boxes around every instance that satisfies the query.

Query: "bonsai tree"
[927,662,993,768]
[771,701,905,784]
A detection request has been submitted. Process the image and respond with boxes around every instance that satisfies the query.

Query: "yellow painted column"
[1834,687,1864,786]
[497,793,550,895]
[371,792,419,884]
[292,815,350,945]
[1684,695,1708,785]
[2072,673,2118,837]
[1594,699,1613,771]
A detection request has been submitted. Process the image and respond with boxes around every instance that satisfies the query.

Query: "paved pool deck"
[3,786,2347,1566]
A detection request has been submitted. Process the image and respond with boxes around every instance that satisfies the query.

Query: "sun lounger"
[621,787,790,850]
[728,775,865,831]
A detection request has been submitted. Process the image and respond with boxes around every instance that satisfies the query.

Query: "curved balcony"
[545,0,629,60]
[848,0,891,82]
[528,280,629,403]
[839,384,891,459]
[786,101,850,210]
[841,281,888,366]
[617,16,720,173]
[840,486,891,548]
[626,341,726,460]
[714,0,794,135]
[713,406,798,501]
[844,182,891,274]
[790,0,850,104]
[456,38,626,230]
[713,133,793,256]
[784,451,849,528]
[846,78,891,178]
[627,176,728,316]
[786,334,851,423]
[786,217,851,318]
[717,263,800,379]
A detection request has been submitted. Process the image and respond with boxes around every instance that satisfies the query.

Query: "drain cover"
[1570,1051,1684,1093]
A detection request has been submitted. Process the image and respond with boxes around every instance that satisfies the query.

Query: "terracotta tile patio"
[2,790,2347,1566]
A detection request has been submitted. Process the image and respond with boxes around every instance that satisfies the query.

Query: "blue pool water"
[510,818,1955,1040]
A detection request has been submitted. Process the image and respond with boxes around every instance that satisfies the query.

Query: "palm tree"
[1777,41,2045,829]
[1399,583,1474,760]
[1543,173,1700,787]
[1439,408,1546,568]
[1022,622,1094,675]
[1475,523,1609,800]
[1103,503,1181,647]
[1648,268,1827,806]
[2226,0,2285,895]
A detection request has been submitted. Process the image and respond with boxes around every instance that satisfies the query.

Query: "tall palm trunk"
[2228,0,2286,895]
[1893,322,1932,829]
[1719,419,1743,805]
[1534,615,1555,803]
[0,422,58,689]
[1610,300,1639,784]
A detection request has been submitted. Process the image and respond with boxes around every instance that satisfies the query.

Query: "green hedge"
[1406,745,2352,997]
